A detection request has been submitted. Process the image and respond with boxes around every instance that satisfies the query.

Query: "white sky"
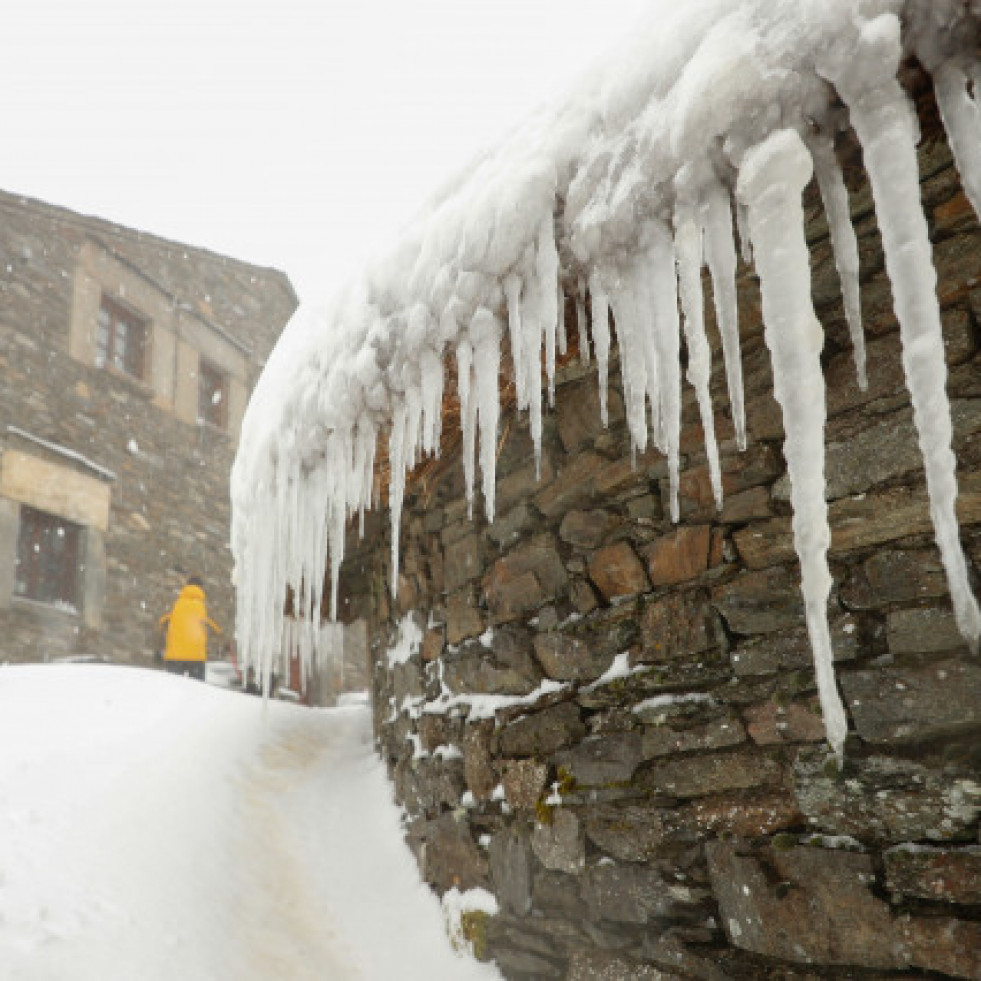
[1,0,651,302]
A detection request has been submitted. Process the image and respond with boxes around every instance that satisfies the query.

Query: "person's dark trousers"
[164,660,205,681]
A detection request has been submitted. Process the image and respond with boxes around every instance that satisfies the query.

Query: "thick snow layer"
[0,664,500,980]
[232,0,981,756]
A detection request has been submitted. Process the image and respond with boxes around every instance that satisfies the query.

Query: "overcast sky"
[2,0,650,303]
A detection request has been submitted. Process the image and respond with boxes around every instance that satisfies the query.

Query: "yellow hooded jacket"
[159,584,221,662]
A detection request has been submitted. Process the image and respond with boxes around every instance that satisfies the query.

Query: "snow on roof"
[231,0,981,762]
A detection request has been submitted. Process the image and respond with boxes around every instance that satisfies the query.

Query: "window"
[96,294,147,379]
[15,506,82,611]
[198,360,228,429]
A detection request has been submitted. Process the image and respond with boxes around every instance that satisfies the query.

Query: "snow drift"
[231,0,981,760]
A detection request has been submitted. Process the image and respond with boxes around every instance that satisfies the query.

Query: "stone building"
[0,190,297,665]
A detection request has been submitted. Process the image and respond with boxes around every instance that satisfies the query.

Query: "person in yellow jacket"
[158,576,221,681]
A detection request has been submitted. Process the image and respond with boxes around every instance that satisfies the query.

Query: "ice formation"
[232,0,981,761]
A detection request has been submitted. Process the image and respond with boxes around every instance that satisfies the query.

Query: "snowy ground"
[0,664,502,980]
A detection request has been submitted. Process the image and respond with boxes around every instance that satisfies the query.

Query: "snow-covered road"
[0,664,500,980]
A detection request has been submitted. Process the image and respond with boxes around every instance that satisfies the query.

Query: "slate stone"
[554,732,645,786]
[501,758,549,811]
[706,841,904,969]
[885,845,981,904]
[743,698,826,745]
[641,525,713,587]
[635,749,784,801]
[581,862,699,925]
[531,808,586,874]
[566,951,676,981]
[498,701,586,758]
[711,566,805,635]
[729,612,861,676]
[416,812,489,891]
[488,825,535,915]
[638,589,724,661]
[639,712,747,756]
[559,508,616,550]
[898,914,981,978]
[483,534,568,623]
[445,584,485,645]
[588,541,651,601]
[886,606,970,656]
[794,749,981,843]
[841,659,981,744]
[487,500,536,549]
[839,548,949,609]
[533,631,616,682]
[556,373,625,453]
[462,719,497,801]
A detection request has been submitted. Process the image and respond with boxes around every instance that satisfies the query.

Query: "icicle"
[629,247,663,454]
[503,273,526,409]
[536,215,560,407]
[933,60,981,222]
[519,248,545,477]
[456,337,477,518]
[701,180,747,450]
[388,403,408,597]
[737,129,849,763]
[674,202,723,510]
[575,280,590,366]
[608,267,650,454]
[735,199,753,265]
[587,269,612,427]
[556,280,568,358]
[470,307,502,522]
[831,50,981,651]
[420,346,444,457]
[808,133,867,390]
[644,221,682,521]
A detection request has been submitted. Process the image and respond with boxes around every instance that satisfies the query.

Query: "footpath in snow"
[0,664,501,980]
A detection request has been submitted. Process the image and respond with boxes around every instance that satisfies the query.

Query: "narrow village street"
[0,665,500,980]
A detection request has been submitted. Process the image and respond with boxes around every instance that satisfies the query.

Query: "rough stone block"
[443,531,483,592]
[488,826,534,915]
[556,374,625,453]
[531,808,585,874]
[641,525,713,587]
[498,701,586,758]
[841,659,981,744]
[639,713,747,756]
[415,812,489,892]
[885,845,981,905]
[533,631,617,682]
[553,732,644,786]
[566,951,673,981]
[581,862,695,925]
[501,758,549,811]
[712,566,805,635]
[587,541,650,601]
[743,698,826,746]
[886,606,969,656]
[462,719,497,801]
[483,534,568,623]
[534,451,611,519]
[486,501,535,549]
[899,915,981,979]
[706,841,904,969]
[729,612,861,676]
[559,508,615,549]
[445,585,485,645]
[794,750,981,843]
[636,750,783,799]
[839,548,949,609]
[639,589,724,661]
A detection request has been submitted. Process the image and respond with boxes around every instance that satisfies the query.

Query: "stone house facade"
[337,110,981,975]
[0,190,296,665]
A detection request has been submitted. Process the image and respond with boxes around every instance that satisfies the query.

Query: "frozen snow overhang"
[231,0,981,762]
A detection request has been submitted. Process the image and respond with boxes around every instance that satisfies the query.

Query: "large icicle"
[645,221,683,522]
[588,269,612,427]
[933,60,981,221]
[808,133,867,390]
[737,129,849,762]
[674,199,723,510]
[827,14,981,651]
[471,307,502,522]
[701,179,747,450]
[456,337,477,519]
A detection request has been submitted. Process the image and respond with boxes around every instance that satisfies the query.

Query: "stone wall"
[343,132,981,978]
[0,190,296,664]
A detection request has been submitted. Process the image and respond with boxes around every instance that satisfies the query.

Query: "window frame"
[14,505,83,612]
[197,359,229,430]
[95,293,148,381]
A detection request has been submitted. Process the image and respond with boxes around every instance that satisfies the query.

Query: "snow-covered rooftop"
[231,0,981,761]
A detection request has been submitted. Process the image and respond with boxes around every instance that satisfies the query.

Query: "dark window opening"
[96,294,147,380]
[198,360,228,430]
[15,506,82,611]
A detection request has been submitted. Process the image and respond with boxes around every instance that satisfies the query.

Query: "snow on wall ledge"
[231,0,981,761]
